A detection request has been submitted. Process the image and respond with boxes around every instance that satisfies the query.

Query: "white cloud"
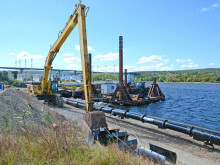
[176,59,192,63]
[212,3,220,7]
[137,55,169,64]
[63,57,81,64]
[75,45,95,51]
[209,63,215,66]
[177,59,199,68]
[134,63,173,71]
[93,65,119,72]
[170,64,174,67]
[136,55,171,71]
[17,51,44,60]
[75,45,80,51]
[138,55,163,64]
[88,46,95,51]
[63,53,81,63]
[9,52,15,55]
[94,52,119,61]
[92,65,137,72]
[198,3,220,12]
[163,59,170,63]
[62,53,74,57]
[181,62,199,68]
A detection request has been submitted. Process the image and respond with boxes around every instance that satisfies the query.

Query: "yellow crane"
[30,2,92,111]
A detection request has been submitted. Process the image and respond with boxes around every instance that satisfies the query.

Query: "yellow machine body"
[30,2,106,130]
[31,2,92,111]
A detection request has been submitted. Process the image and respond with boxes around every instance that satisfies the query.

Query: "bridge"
[0,67,119,74]
[0,67,82,74]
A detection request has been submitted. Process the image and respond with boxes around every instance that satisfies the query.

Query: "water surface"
[122,83,220,131]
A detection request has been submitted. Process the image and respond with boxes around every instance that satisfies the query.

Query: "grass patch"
[0,122,153,165]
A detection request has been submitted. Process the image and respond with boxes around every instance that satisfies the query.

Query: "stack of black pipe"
[63,98,220,147]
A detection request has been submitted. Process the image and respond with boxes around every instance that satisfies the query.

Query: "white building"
[70,75,83,82]
[8,73,14,80]
[101,83,117,94]
[123,74,134,83]
[22,73,32,81]
[60,75,82,82]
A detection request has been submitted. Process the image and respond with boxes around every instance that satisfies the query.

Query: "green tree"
[134,76,138,82]
[0,71,9,81]
[216,76,220,82]
[12,71,18,79]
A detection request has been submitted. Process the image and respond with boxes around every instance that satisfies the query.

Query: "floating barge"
[108,79,165,106]
[108,36,165,105]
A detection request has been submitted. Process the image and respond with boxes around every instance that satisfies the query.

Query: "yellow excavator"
[28,2,107,130]
[28,2,92,110]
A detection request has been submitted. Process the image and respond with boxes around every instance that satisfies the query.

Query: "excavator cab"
[50,81,58,94]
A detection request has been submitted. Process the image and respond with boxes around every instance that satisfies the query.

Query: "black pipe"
[62,98,220,146]
[125,112,145,121]
[145,114,220,136]
[112,109,127,118]
[93,105,104,111]
[64,98,220,135]
[101,107,113,114]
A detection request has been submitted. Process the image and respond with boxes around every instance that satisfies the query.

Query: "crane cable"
[85,7,90,17]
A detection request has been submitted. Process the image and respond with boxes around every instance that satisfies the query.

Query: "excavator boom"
[39,3,92,111]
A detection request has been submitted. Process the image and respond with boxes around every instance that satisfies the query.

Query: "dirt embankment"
[0,89,64,133]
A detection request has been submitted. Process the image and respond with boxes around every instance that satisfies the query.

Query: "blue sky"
[1,0,220,72]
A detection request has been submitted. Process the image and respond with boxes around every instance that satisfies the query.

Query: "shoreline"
[144,81,220,85]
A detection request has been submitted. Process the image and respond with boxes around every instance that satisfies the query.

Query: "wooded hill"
[92,68,220,83]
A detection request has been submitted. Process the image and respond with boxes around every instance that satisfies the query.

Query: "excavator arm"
[40,3,92,111]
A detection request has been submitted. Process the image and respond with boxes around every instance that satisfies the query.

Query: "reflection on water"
[120,83,220,131]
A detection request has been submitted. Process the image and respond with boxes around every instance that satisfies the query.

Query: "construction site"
[1,1,220,165]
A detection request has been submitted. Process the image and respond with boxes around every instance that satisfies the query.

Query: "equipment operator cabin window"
[51,82,58,94]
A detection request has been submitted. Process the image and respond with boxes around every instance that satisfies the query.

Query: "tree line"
[92,68,220,83]
[1,68,220,84]
[133,71,220,83]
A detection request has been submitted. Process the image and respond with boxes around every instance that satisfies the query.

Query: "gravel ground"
[53,103,220,165]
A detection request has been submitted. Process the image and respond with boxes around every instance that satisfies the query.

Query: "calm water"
[122,83,220,131]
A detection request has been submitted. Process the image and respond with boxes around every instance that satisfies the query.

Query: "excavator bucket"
[84,111,108,130]
[149,143,177,164]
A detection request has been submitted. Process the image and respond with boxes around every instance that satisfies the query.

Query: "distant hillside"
[130,68,220,83]
[92,68,220,83]
[1,68,220,83]
[132,68,220,75]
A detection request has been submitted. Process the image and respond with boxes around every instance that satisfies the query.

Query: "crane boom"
[40,3,92,111]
